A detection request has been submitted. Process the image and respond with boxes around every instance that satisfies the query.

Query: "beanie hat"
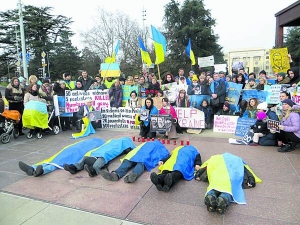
[248,78,255,82]
[223,101,230,108]
[141,88,146,93]
[64,72,71,77]
[43,78,50,83]
[282,99,294,107]
[256,111,267,120]
[259,70,266,75]
[257,102,268,111]
[189,70,195,74]
[277,72,286,78]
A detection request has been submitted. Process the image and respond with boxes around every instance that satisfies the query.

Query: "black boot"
[63,164,78,174]
[18,161,34,176]
[162,173,172,192]
[150,172,163,191]
[33,165,44,177]
[84,164,97,177]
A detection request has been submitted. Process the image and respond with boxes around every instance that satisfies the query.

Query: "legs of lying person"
[277,131,300,152]
[205,190,233,214]
[19,161,57,177]
[64,157,105,177]
[99,159,145,183]
[150,170,183,192]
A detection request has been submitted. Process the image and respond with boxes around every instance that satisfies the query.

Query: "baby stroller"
[0,110,21,144]
[23,100,59,139]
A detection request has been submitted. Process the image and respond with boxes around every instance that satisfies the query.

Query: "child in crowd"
[176,90,189,107]
[249,111,268,146]
[198,99,213,129]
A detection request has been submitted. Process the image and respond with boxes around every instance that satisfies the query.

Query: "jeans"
[258,133,277,146]
[32,163,57,175]
[207,189,233,206]
[74,157,105,175]
[114,159,145,178]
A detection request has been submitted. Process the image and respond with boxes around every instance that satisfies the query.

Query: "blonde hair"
[28,75,38,84]
[259,77,267,84]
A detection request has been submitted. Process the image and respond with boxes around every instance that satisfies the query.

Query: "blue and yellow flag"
[138,36,152,66]
[71,117,95,139]
[105,40,120,63]
[23,101,48,129]
[151,25,167,65]
[186,38,196,65]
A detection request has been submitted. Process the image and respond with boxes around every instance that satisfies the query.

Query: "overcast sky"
[2,0,297,52]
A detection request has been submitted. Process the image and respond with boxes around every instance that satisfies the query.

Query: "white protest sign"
[100,107,139,129]
[198,55,214,67]
[268,85,281,104]
[65,89,110,113]
[214,64,227,73]
[175,107,205,128]
[213,115,239,133]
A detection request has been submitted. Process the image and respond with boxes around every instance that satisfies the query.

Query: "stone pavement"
[0,128,299,225]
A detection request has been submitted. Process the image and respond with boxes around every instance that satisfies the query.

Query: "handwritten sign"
[198,55,214,67]
[213,115,239,133]
[175,107,205,128]
[100,107,139,129]
[65,90,110,113]
[235,118,256,137]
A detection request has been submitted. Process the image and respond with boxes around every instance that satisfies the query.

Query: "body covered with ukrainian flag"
[33,138,105,174]
[23,101,48,129]
[121,140,169,171]
[84,137,135,163]
[201,152,262,204]
[158,145,200,180]
[72,117,95,139]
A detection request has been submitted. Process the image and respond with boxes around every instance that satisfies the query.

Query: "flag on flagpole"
[105,40,120,63]
[186,38,196,65]
[151,25,167,65]
[138,36,152,66]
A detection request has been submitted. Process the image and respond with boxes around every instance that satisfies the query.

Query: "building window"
[266,61,269,65]
[255,61,258,65]
[266,56,269,59]
[254,56,261,61]
[266,66,269,70]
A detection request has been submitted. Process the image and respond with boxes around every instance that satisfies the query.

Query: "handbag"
[210,97,220,107]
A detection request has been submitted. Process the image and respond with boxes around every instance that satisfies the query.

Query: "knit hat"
[223,101,230,108]
[259,70,266,75]
[64,72,71,77]
[174,76,179,80]
[43,78,50,83]
[282,99,294,107]
[192,75,198,81]
[248,78,255,82]
[141,88,146,93]
[189,70,195,74]
[257,102,268,111]
[256,111,267,120]
[277,72,286,78]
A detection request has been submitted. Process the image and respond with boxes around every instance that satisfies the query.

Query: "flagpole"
[157,64,161,82]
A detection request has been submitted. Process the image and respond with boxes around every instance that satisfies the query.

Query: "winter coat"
[244,83,257,90]
[211,79,226,104]
[78,76,94,91]
[281,106,300,139]
[5,83,24,104]
[276,77,291,84]
[109,84,123,107]
[250,119,268,134]
[53,83,69,96]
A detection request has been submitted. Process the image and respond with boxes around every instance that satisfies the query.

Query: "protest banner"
[198,55,214,67]
[292,86,300,105]
[226,82,243,107]
[53,95,73,117]
[150,114,172,132]
[122,85,139,106]
[266,84,281,104]
[88,111,101,121]
[267,119,280,132]
[65,90,110,113]
[100,63,121,77]
[100,107,139,129]
[214,64,227,73]
[242,90,268,103]
[175,107,205,128]
[270,47,290,73]
[235,118,256,137]
[189,95,210,108]
[232,62,243,71]
[162,82,178,103]
[213,115,239,133]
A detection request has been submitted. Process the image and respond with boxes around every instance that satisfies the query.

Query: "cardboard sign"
[270,47,290,73]
[213,115,239,133]
[175,107,205,128]
[150,114,172,132]
[140,109,149,121]
[89,111,101,121]
[53,95,73,117]
[100,107,139,129]
[267,119,280,133]
[65,90,110,113]
[235,118,257,137]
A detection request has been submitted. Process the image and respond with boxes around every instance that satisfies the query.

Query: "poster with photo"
[150,114,172,132]
[89,111,101,121]
[267,119,280,133]
[140,109,149,121]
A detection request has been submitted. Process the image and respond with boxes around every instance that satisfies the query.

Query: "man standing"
[63,72,75,90]
[238,68,248,80]
[211,72,226,115]
[78,70,93,91]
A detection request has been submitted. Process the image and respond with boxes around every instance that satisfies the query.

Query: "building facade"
[223,48,273,77]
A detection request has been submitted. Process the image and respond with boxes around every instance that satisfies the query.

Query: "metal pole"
[18,0,28,80]
[47,51,50,78]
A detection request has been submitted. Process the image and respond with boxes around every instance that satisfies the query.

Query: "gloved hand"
[14,96,23,101]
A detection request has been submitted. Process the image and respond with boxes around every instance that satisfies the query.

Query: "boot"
[33,165,44,177]
[18,161,34,176]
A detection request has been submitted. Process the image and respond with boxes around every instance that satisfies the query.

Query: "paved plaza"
[0,127,299,225]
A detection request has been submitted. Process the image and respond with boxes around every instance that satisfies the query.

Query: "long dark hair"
[145,97,154,110]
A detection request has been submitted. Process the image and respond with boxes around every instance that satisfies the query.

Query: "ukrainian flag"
[71,117,95,139]
[151,25,167,65]
[105,40,120,63]
[186,38,196,65]
[138,36,152,66]
[23,101,48,129]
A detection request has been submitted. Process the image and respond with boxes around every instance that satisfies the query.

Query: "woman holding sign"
[276,99,300,152]
[138,98,158,138]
